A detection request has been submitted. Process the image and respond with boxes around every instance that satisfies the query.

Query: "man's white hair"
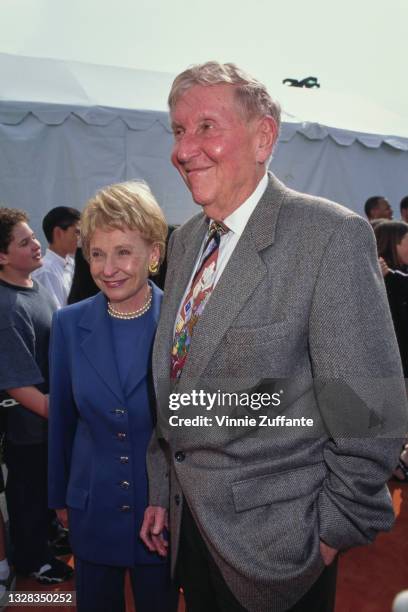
[168,61,281,134]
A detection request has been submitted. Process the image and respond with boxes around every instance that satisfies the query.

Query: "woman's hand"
[379,257,390,277]
[140,506,169,557]
[56,508,69,529]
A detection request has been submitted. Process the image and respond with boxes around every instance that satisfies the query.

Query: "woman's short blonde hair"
[81,181,168,263]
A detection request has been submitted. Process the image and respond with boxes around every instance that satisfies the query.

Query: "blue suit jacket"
[48,283,165,566]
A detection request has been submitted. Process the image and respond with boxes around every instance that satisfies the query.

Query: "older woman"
[48,182,177,612]
[374,220,408,482]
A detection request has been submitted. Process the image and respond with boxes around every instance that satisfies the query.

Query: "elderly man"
[141,62,407,612]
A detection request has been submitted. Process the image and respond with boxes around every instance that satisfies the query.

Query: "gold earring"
[149,260,159,275]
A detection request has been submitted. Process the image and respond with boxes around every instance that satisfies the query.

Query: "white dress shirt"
[32,248,75,309]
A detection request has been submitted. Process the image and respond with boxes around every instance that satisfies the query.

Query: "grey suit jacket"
[148,173,407,612]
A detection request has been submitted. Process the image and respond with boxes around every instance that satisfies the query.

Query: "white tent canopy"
[1,52,407,242]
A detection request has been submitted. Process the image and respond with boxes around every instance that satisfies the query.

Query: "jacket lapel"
[79,292,125,403]
[153,216,208,387]
[123,282,162,397]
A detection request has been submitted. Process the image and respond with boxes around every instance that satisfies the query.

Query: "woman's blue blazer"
[48,284,165,566]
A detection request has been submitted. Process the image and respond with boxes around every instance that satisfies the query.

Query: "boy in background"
[0,207,72,583]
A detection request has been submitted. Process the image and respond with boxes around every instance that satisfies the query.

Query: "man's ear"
[52,226,63,244]
[255,116,278,163]
[0,251,9,267]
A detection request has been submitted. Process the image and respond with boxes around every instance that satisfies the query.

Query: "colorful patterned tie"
[171,221,229,380]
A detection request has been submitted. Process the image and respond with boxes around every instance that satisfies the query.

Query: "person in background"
[67,247,99,304]
[0,470,15,607]
[400,196,408,223]
[375,220,408,482]
[33,206,81,308]
[0,398,14,607]
[48,182,177,612]
[0,207,73,584]
[364,196,393,222]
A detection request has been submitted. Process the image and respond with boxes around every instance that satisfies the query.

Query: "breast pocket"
[225,321,292,347]
[208,321,298,381]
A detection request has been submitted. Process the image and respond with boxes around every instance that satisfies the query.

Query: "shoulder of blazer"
[172,212,207,250]
[240,172,371,258]
[150,281,163,322]
[272,172,360,224]
[55,285,163,330]
[151,281,163,300]
[53,292,104,330]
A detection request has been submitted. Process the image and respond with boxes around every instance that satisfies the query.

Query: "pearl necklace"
[107,288,152,320]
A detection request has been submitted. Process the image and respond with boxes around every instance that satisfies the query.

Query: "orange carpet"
[334,481,408,612]
[6,482,407,611]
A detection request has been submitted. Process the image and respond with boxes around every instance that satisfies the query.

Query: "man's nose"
[174,133,200,163]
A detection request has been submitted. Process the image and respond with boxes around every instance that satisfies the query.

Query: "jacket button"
[120,480,130,489]
[175,451,185,462]
[119,456,129,464]
[113,408,126,416]
[117,432,126,441]
[120,504,131,512]
[174,494,181,505]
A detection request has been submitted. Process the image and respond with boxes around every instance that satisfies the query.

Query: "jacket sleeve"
[145,228,179,507]
[308,214,408,549]
[48,310,78,509]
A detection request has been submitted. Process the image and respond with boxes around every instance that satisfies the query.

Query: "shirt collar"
[223,173,268,237]
[46,248,70,268]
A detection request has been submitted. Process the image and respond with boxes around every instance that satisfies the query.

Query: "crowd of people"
[0,61,407,612]
[364,194,408,224]
[363,195,408,485]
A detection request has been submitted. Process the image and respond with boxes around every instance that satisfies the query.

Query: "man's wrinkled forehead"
[170,83,245,123]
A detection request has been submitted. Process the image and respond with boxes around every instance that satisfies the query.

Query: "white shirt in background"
[32,248,75,309]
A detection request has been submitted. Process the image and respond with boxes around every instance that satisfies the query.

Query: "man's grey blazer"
[148,173,407,612]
